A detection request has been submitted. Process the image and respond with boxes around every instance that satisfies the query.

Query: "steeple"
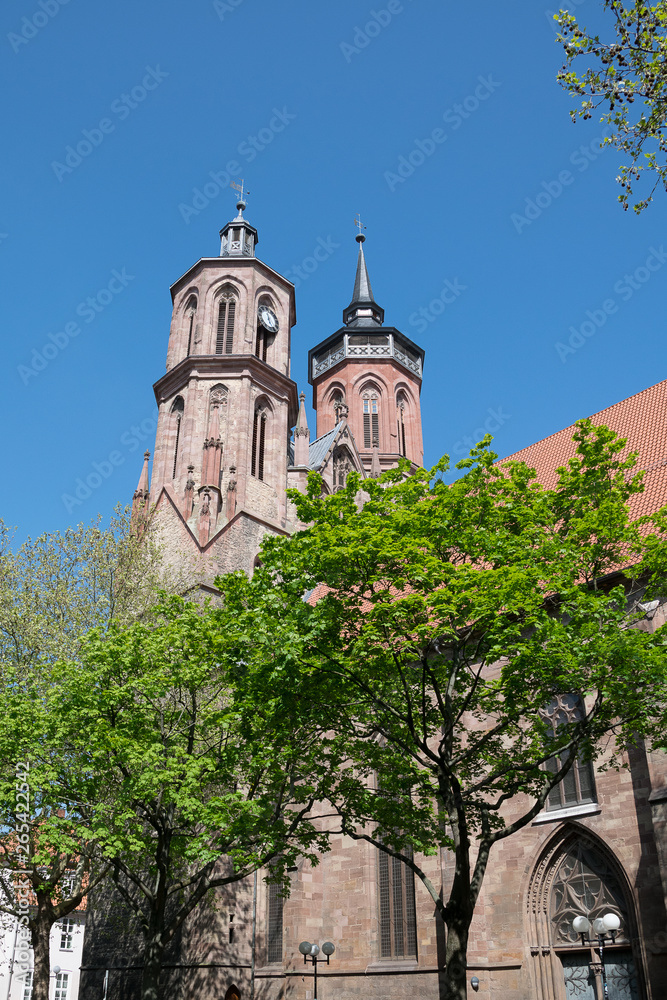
[219,196,258,258]
[342,232,384,328]
[294,391,310,467]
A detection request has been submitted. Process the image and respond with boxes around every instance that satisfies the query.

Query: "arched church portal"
[527,827,645,1000]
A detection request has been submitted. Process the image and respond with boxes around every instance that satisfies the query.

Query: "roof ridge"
[501,378,667,463]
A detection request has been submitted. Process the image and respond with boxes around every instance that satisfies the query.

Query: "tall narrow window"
[225,300,236,354]
[170,397,184,480]
[215,290,236,355]
[397,396,407,457]
[378,847,417,959]
[59,918,75,950]
[22,972,33,1000]
[267,880,284,963]
[184,296,197,356]
[251,408,267,482]
[542,694,597,811]
[363,395,379,449]
[54,972,69,1000]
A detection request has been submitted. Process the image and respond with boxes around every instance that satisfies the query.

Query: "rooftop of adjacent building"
[502,377,667,521]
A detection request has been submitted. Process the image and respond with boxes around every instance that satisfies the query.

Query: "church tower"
[308,231,425,475]
[138,197,299,580]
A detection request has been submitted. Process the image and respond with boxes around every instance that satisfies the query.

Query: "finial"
[354,213,366,244]
[231,179,249,217]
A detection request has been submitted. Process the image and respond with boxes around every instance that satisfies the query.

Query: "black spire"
[343,232,384,328]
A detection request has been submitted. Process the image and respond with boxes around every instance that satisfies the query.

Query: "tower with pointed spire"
[308,230,425,475]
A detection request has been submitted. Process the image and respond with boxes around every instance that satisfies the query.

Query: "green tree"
[216,422,667,1000]
[0,508,181,1000]
[556,1,667,211]
[53,596,334,1000]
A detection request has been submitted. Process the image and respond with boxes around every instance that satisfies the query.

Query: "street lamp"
[298,940,335,999]
[572,912,621,1000]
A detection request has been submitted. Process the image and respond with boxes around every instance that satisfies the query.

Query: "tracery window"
[378,846,417,960]
[541,694,596,811]
[333,447,350,491]
[215,287,237,355]
[362,390,380,449]
[550,837,629,946]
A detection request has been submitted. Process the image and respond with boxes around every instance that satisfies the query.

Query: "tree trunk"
[440,919,470,1000]
[141,929,166,1000]
[30,908,54,1000]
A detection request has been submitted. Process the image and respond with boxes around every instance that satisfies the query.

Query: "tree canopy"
[556,1,667,212]
[216,422,667,1000]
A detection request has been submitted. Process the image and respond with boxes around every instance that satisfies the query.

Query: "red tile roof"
[502,379,667,521]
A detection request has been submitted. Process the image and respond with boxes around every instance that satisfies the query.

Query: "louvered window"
[251,410,267,482]
[397,398,407,457]
[363,397,379,449]
[267,881,284,963]
[215,295,236,355]
[22,973,33,1000]
[378,847,417,959]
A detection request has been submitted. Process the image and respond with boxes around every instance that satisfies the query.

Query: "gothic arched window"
[378,846,417,960]
[251,404,268,481]
[267,878,284,964]
[362,387,380,449]
[396,392,408,457]
[215,287,237,355]
[331,388,346,424]
[170,396,184,479]
[541,694,596,811]
[184,295,197,356]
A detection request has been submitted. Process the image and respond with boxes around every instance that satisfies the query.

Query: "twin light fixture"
[573,912,622,1000]
[298,941,335,1000]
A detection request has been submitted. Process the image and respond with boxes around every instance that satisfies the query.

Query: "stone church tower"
[134,203,425,583]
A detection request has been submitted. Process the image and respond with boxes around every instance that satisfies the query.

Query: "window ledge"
[365,960,419,973]
[532,802,601,825]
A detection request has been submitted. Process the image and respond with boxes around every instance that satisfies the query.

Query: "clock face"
[258,305,279,333]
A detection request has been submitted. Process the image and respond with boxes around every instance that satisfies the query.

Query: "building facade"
[81,205,667,1000]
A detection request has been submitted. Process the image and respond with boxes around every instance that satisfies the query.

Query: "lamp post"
[298,941,335,1000]
[572,912,621,1000]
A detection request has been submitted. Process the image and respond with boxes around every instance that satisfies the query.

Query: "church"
[80,199,667,1000]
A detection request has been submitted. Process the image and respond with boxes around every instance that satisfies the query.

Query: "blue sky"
[2,0,666,541]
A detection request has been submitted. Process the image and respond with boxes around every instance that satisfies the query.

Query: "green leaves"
[556,2,667,211]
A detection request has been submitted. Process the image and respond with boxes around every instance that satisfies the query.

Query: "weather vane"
[230,179,249,203]
[354,213,366,235]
